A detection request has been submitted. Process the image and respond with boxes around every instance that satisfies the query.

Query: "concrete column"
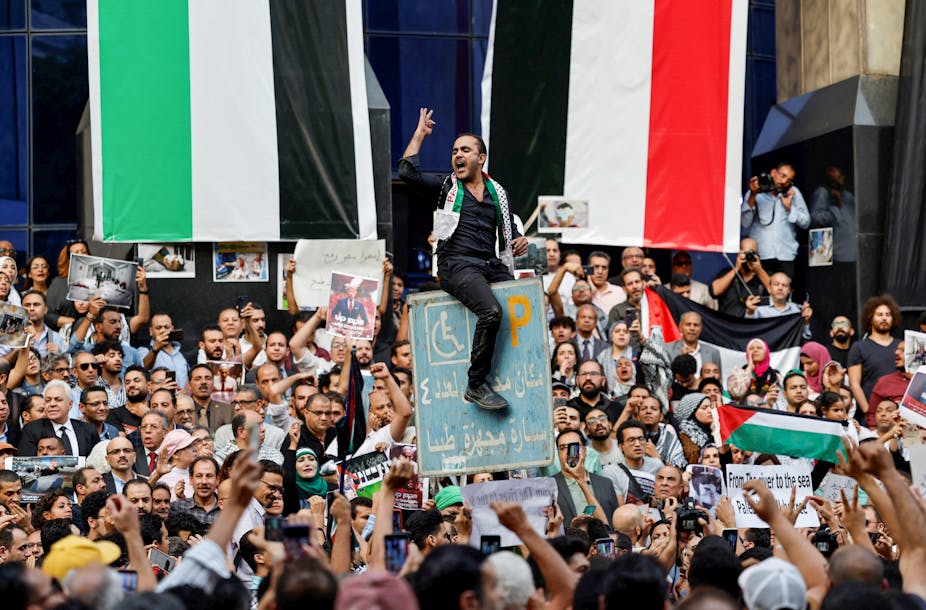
[776,0,904,102]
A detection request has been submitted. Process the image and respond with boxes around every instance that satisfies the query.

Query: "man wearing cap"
[149,428,196,500]
[19,380,98,457]
[42,535,122,580]
[103,437,143,495]
[434,486,463,520]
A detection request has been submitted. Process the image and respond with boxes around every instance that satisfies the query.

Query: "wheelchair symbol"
[431,310,464,358]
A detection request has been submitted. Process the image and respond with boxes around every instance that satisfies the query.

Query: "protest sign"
[0,303,29,348]
[900,366,926,429]
[389,445,428,510]
[461,477,557,548]
[409,279,554,476]
[808,228,833,267]
[537,197,589,232]
[205,361,243,403]
[816,472,868,505]
[326,272,379,341]
[67,254,137,308]
[277,253,293,310]
[725,463,819,528]
[905,331,926,374]
[340,451,390,499]
[5,456,85,503]
[512,237,548,276]
[292,239,385,307]
[910,445,926,499]
[687,464,725,515]
[137,243,195,278]
[213,242,268,282]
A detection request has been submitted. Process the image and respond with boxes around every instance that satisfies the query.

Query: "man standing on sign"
[399,108,528,410]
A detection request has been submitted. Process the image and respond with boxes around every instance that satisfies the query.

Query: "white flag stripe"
[188,0,280,241]
[723,0,749,252]
[561,0,654,247]
[480,0,499,170]
[703,342,802,393]
[746,411,847,436]
[345,0,377,240]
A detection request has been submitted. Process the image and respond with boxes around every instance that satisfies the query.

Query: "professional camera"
[756,172,776,193]
[676,497,709,534]
[811,526,839,558]
[744,250,759,263]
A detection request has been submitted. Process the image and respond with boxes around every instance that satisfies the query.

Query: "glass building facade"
[0,0,777,271]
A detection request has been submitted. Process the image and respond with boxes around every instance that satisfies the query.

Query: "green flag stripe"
[726,423,844,463]
[98,0,192,241]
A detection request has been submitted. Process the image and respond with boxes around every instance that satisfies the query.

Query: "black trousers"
[439,256,513,387]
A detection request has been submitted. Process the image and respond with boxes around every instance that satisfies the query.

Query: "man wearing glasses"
[231,459,284,581]
[600,420,664,505]
[296,393,337,464]
[102,437,142,495]
[68,351,99,419]
[212,385,286,454]
[827,315,855,368]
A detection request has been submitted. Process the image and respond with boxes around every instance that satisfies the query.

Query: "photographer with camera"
[741,162,810,279]
[710,238,771,317]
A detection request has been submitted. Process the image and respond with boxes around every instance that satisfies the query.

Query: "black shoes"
[464,383,509,411]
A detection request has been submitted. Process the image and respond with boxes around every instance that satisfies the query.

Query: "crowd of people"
[0,124,923,610]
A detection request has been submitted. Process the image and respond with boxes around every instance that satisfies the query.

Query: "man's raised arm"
[398,108,444,192]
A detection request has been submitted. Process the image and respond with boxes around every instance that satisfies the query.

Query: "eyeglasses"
[586,415,609,425]
[831,320,851,328]
[572,286,591,292]
[0,248,15,256]
[51,367,70,374]
[622,436,646,444]
[307,410,331,417]
[176,409,195,416]
[260,480,284,494]
[107,448,135,455]
[231,398,258,406]
[577,371,601,378]
[77,362,101,371]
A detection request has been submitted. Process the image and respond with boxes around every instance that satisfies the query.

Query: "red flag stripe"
[643,0,734,250]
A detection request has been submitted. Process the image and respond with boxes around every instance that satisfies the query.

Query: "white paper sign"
[816,472,866,504]
[292,239,385,307]
[900,366,926,430]
[726,464,819,529]
[910,445,926,499]
[460,478,557,548]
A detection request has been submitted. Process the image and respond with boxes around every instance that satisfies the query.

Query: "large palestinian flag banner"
[481,0,747,252]
[87,0,376,242]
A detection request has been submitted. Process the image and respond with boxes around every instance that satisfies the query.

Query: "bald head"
[612,504,643,536]
[827,545,884,587]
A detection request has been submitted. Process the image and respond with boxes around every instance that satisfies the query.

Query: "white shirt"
[53,421,79,456]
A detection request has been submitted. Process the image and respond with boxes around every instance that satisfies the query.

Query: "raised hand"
[416,108,436,137]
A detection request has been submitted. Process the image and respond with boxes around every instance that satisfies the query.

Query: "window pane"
[31,227,75,264]
[31,0,86,30]
[0,229,27,267]
[0,35,27,225]
[31,34,87,224]
[749,4,775,57]
[472,0,493,36]
[368,36,472,173]
[0,0,26,30]
[366,0,469,34]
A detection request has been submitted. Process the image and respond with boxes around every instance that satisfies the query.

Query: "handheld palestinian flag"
[718,405,852,464]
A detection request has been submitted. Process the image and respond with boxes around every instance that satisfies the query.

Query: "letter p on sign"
[508,295,530,347]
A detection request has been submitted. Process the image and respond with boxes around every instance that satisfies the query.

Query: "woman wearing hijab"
[0,257,21,305]
[598,320,637,396]
[799,341,830,397]
[283,446,333,514]
[744,338,779,395]
[675,392,717,465]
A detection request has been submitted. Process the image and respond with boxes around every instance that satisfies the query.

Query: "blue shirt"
[747,301,812,339]
[69,336,143,373]
[140,342,190,389]
[741,187,810,261]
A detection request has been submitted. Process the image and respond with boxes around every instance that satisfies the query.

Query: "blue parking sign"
[408,279,554,475]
